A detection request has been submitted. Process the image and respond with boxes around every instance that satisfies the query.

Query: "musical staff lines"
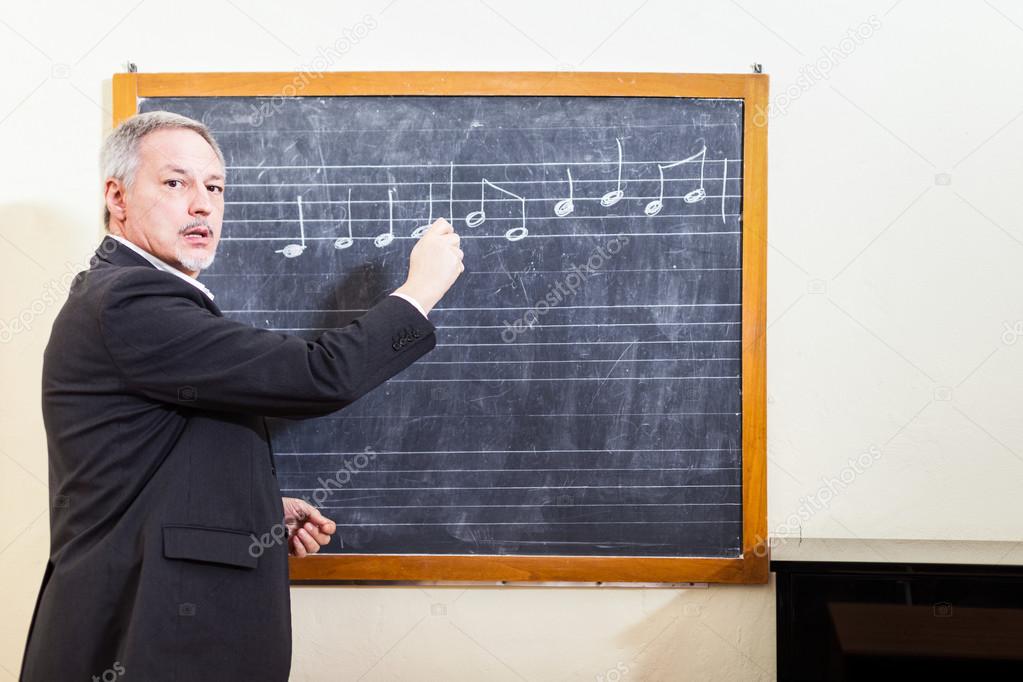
[218,139,741,258]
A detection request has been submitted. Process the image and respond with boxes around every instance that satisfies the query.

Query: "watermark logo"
[752,15,883,128]
[248,15,379,127]
[92,661,125,682]
[595,662,629,682]
[0,260,86,344]
[501,235,629,343]
[249,448,378,557]
[753,444,884,556]
[1002,320,1023,345]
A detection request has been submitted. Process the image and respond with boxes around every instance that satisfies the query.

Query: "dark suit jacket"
[20,236,436,681]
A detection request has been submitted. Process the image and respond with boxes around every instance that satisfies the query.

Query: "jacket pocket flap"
[163,524,258,569]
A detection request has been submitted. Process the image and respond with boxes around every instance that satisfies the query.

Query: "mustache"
[179,219,214,237]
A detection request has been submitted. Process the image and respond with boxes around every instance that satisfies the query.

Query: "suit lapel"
[92,236,224,318]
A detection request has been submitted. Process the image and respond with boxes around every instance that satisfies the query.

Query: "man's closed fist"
[282,497,337,557]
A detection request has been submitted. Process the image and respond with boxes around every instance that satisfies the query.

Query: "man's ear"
[104,178,127,228]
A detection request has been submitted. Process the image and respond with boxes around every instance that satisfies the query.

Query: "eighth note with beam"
[464,178,528,242]
[644,145,708,217]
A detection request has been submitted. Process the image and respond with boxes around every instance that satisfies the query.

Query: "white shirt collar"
[108,234,215,301]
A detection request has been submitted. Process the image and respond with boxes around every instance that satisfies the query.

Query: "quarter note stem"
[275,195,308,257]
[600,137,625,207]
[333,188,354,249]
[375,189,396,247]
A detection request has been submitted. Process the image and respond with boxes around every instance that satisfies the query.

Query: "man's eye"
[207,185,224,194]
[165,179,183,188]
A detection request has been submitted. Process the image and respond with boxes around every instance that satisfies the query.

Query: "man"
[20,111,463,681]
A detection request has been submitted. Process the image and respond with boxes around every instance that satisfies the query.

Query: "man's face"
[107,128,225,277]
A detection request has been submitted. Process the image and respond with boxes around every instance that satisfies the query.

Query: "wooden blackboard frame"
[112,71,768,584]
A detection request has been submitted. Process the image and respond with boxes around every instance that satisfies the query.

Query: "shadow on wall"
[0,202,99,679]
[0,203,103,347]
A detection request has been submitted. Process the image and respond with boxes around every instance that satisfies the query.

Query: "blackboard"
[121,72,767,583]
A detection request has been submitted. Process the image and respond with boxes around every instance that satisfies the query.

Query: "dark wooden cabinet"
[773,558,1023,680]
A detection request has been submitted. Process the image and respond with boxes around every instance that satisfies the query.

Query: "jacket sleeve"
[99,268,436,418]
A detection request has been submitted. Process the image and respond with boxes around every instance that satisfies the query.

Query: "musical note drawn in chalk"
[411,183,433,239]
[644,145,708,217]
[682,146,708,204]
[334,189,354,249]
[275,196,307,257]
[600,137,625,207]
[465,178,528,241]
[375,189,396,247]
[554,168,574,217]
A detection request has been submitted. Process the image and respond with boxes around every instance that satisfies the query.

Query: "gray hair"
[101,111,226,228]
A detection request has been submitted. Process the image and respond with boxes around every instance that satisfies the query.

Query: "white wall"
[2,1,1021,679]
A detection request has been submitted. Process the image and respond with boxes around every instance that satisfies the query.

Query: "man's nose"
[189,184,213,216]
